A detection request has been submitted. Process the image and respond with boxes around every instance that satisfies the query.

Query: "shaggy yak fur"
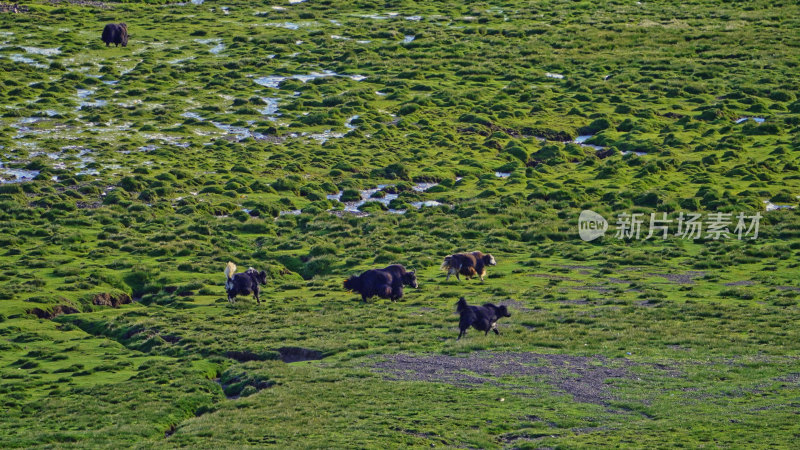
[441,251,497,282]
[102,23,128,47]
[455,297,511,340]
[224,262,267,304]
[343,264,418,302]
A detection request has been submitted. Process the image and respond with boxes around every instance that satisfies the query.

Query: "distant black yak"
[441,251,497,282]
[456,297,511,340]
[344,264,418,302]
[224,262,267,304]
[102,23,128,47]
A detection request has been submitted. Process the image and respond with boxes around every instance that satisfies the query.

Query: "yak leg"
[253,286,260,305]
[391,285,404,302]
[377,284,393,301]
[457,328,465,340]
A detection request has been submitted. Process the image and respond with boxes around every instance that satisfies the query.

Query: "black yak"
[102,23,128,47]
[456,297,511,340]
[441,251,497,282]
[224,262,267,304]
[343,264,418,302]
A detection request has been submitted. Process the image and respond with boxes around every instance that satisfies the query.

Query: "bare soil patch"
[277,346,324,363]
[92,292,132,307]
[648,271,706,285]
[371,352,673,405]
[723,280,756,286]
[28,304,79,319]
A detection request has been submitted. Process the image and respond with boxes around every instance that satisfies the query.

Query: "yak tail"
[224,261,236,280]
[456,297,469,313]
[440,255,453,271]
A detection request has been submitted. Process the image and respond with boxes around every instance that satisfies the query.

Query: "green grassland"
[1,0,799,447]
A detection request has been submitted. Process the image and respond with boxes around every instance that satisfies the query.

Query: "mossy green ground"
[1,0,799,447]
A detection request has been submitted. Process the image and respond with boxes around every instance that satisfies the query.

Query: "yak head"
[403,270,419,288]
[495,304,511,318]
[484,254,497,266]
[343,275,361,292]
[245,267,268,285]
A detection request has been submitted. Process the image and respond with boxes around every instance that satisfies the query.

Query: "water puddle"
[181,111,274,141]
[5,54,48,68]
[80,99,108,109]
[410,200,444,208]
[169,56,195,64]
[0,164,39,183]
[344,115,359,130]
[360,13,393,20]
[194,38,225,54]
[403,35,416,44]
[259,97,280,118]
[412,182,438,192]
[212,122,267,141]
[253,70,360,89]
[763,200,796,211]
[263,22,301,30]
[305,130,344,144]
[495,172,511,178]
[21,46,60,56]
[735,117,765,124]
[545,72,564,79]
[574,134,605,151]
[327,181,444,215]
[181,111,204,121]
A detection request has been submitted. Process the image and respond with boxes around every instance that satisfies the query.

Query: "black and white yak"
[224,261,267,304]
[440,251,497,282]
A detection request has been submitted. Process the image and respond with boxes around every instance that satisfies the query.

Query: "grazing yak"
[224,261,267,304]
[456,297,511,340]
[102,23,128,47]
[441,251,497,282]
[344,264,418,302]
